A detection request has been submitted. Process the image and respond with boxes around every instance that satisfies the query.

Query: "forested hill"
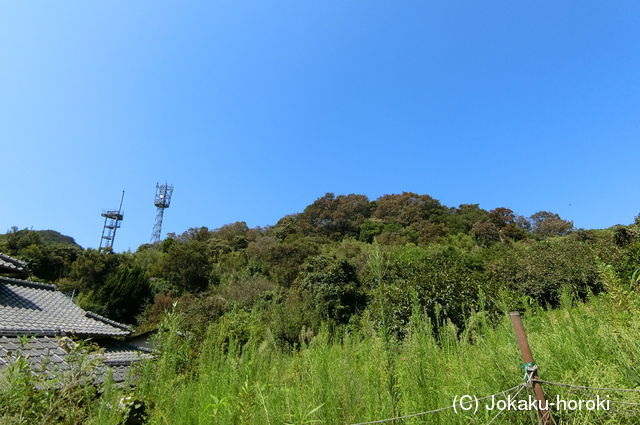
[1,192,638,344]
[0,228,81,248]
[36,229,82,247]
[265,192,574,244]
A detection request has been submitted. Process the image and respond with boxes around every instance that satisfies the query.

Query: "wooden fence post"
[510,311,551,425]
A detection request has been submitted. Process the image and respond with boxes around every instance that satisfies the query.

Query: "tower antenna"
[99,190,125,252]
[151,183,173,243]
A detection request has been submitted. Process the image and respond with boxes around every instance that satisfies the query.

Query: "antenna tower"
[99,190,125,252]
[151,183,173,243]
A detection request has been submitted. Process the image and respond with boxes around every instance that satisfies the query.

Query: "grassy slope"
[101,292,640,425]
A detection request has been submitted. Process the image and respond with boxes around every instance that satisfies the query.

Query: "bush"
[295,255,365,327]
[85,263,152,324]
[484,238,602,306]
[368,244,483,336]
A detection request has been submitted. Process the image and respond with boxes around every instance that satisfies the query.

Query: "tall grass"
[124,292,640,425]
[5,291,640,424]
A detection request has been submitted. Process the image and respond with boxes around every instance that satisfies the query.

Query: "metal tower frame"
[99,190,125,252]
[151,183,173,243]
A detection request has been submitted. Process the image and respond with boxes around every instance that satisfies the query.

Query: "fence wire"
[348,377,640,425]
[348,383,526,425]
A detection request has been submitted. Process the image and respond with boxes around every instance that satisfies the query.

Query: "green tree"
[69,249,121,291]
[19,244,81,281]
[246,236,321,287]
[484,238,600,305]
[372,192,448,226]
[159,239,211,292]
[359,219,385,243]
[299,193,372,239]
[472,221,501,246]
[85,262,152,323]
[530,211,573,238]
[295,255,364,325]
[471,208,528,245]
[368,244,482,336]
[446,203,489,234]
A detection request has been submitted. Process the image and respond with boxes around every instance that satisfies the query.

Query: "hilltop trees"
[446,203,489,234]
[530,211,573,237]
[1,192,625,341]
[0,228,81,280]
[372,193,447,226]
[299,193,371,239]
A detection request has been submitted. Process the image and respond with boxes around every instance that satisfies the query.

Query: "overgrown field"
[129,293,640,425]
[3,195,640,424]
[5,291,640,425]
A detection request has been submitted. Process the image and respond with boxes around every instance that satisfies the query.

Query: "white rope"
[348,378,640,425]
[486,383,527,425]
[602,398,640,407]
[348,383,526,425]
[534,379,640,393]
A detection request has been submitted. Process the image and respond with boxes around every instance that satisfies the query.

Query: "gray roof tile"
[0,265,150,384]
[100,340,153,365]
[0,336,69,371]
[0,335,150,383]
[0,276,131,337]
[0,253,28,275]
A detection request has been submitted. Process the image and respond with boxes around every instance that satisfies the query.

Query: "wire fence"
[348,312,640,425]
[347,376,640,425]
[349,383,527,425]
[534,380,640,393]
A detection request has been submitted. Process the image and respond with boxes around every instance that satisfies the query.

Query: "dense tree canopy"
[0,192,632,344]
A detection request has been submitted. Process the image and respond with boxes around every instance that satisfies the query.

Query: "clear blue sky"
[1,1,639,251]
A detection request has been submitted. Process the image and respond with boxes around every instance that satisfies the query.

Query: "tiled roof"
[0,253,28,275]
[0,335,151,383]
[101,340,153,366]
[94,341,153,383]
[98,365,134,384]
[0,335,67,370]
[0,276,131,337]
[0,271,151,385]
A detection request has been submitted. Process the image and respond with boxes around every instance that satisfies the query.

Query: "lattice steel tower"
[99,190,125,252]
[151,183,173,243]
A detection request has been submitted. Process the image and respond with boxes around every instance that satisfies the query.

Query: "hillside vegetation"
[4,288,640,424]
[125,290,640,425]
[2,192,640,424]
